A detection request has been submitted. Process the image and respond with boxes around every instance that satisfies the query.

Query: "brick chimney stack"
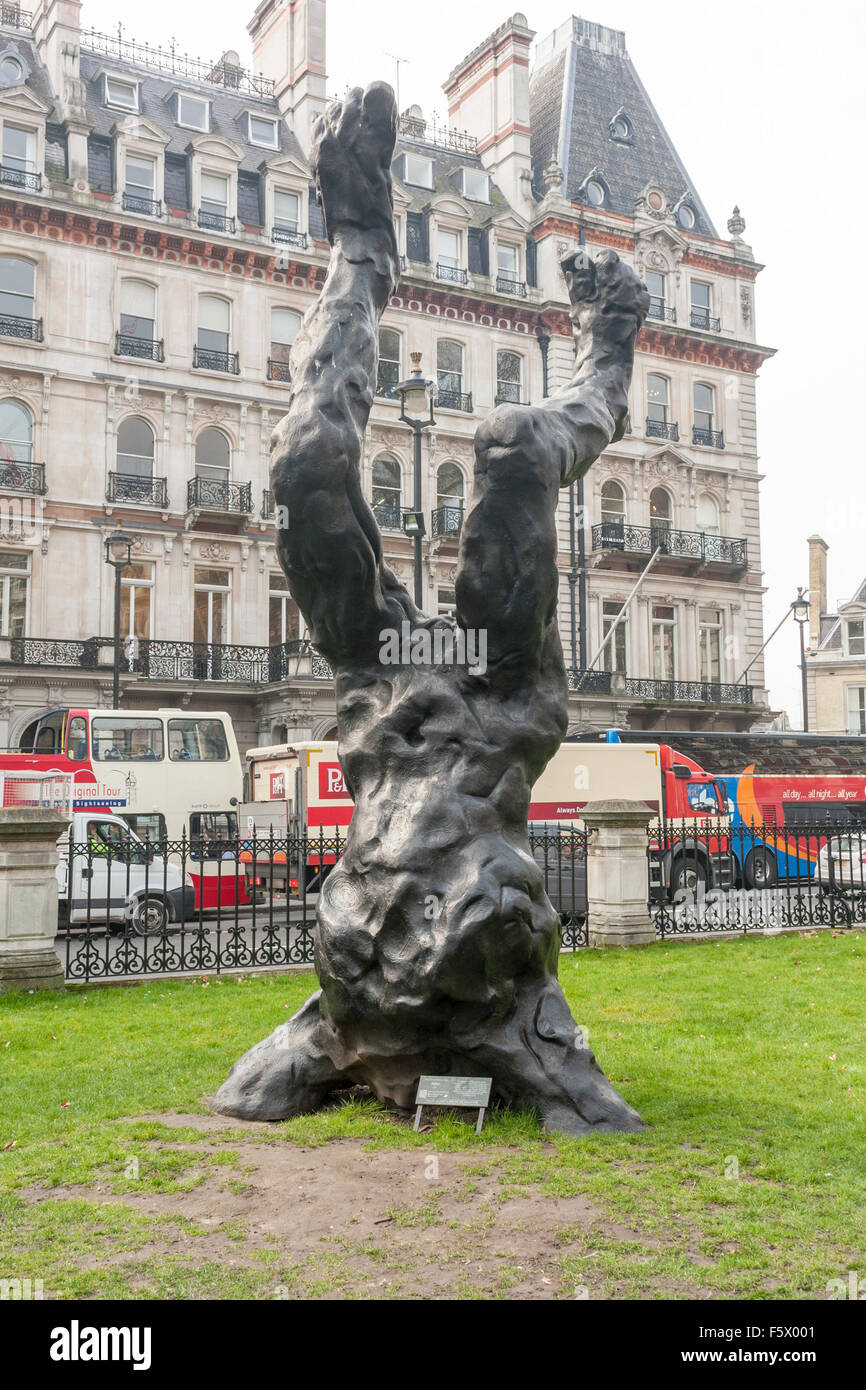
[248,0,327,156]
[443,12,536,214]
[807,535,828,650]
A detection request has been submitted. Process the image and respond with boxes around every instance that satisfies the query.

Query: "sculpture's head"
[560,248,650,326]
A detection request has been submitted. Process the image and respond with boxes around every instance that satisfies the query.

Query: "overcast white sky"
[81,0,866,725]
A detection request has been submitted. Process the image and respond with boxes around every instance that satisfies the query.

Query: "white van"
[57,812,194,934]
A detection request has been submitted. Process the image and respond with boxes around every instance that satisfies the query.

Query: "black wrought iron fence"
[57,826,589,981]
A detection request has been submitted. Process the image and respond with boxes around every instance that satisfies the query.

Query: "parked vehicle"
[718,768,866,887]
[57,811,194,935]
[816,833,866,895]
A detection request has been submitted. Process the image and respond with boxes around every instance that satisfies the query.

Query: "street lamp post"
[791,586,810,732]
[104,529,133,708]
[397,352,436,608]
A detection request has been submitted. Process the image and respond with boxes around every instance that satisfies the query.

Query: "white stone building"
[0,1,773,758]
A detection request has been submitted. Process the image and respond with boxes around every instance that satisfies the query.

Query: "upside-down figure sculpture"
[213,83,649,1135]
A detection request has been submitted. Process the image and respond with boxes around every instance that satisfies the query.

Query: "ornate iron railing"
[436,263,468,285]
[128,640,266,683]
[8,637,101,669]
[80,28,275,97]
[0,459,45,493]
[122,192,162,217]
[436,388,473,413]
[0,165,41,192]
[591,523,747,567]
[647,298,676,323]
[197,209,236,235]
[0,5,32,30]
[690,309,721,332]
[626,678,754,706]
[186,477,252,513]
[193,346,239,374]
[496,275,527,297]
[107,472,168,507]
[115,332,164,362]
[371,500,404,531]
[692,426,725,449]
[566,668,613,694]
[645,418,679,441]
[267,358,291,383]
[397,112,477,154]
[272,226,306,249]
[431,505,463,538]
[0,313,43,342]
[267,639,333,682]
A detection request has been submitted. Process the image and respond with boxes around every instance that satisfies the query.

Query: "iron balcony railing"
[625,678,754,706]
[690,308,721,332]
[496,275,527,297]
[647,298,676,323]
[8,637,101,669]
[0,5,32,30]
[186,477,252,514]
[197,209,236,235]
[592,522,747,567]
[115,332,164,362]
[127,641,269,684]
[646,418,679,441]
[2,635,335,684]
[567,668,614,694]
[107,472,168,507]
[436,263,468,285]
[436,388,473,413]
[193,346,239,374]
[431,505,463,538]
[272,226,307,250]
[371,500,405,531]
[0,459,46,493]
[262,488,275,519]
[397,112,478,154]
[0,312,43,342]
[267,358,291,383]
[122,192,162,217]
[80,28,275,97]
[0,165,41,192]
[692,426,725,449]
[267,639,333,682]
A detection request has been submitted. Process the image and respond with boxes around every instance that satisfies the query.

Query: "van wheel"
[744,849,778,890]
[131,897,168,936]
[670,856,707,895]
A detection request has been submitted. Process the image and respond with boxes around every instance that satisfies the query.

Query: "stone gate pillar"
[0,808,69,993]
[582,799,656,948]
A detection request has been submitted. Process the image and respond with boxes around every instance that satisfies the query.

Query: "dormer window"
[609,109,632,141]
[248,113,279,149]
[847,619,866,657]
[0,55,24,85]
[104,75,139,112]
[401,153,433,189]
[585,178,606,207]
[176,93,211,133]
[677,200,696,230]
[460,167,489,202]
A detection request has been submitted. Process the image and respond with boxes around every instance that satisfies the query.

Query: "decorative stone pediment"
[642,444,692,476]
[112,115,170,148]
[489,209,529,234]
[0,85,51,118]
[187,133,244,164]
[634,222,687,278]
[428,193,473,221]
[260,153,309,182]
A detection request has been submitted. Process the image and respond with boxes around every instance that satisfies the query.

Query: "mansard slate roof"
[391,136,513,229]
[0,29,56,109]
[78,50,306,171]
[530,28,716,236]
[818,577,866,651]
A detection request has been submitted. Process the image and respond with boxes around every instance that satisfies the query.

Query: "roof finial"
[727,205,746,239]
[543,148,564,194]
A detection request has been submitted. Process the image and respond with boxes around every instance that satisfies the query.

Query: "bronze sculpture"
[213,83,649,1135]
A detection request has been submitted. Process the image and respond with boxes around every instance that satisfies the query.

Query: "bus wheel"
[131,897,168,936]
[670,856,707,895]
[744,849,778,890]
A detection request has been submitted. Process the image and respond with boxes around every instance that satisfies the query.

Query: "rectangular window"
[847,687,866,735]
[92,716,164,761]
[119,562,154,642]
[461,168,489,201]
[2,125,36,174]
[197,296,231,356]
[691,281,711,311]
[193,567,231,651]
[699,606,723,684]
[249,114,279,148]
[124,156,155,198]
[437,339,463,395]
[119,280,156,341]
[377,327,400,398]
[495,349,521,404]
[200,173,229,217]
[0,256,35,321]
[105,76,138,111]
[403,153,433,188]
[497,243,519,277]
[269,572,301,645]
[177,93,210,131]
[602,599,627,676]
[0,549,27,639]
[274,189,300,231]
[652,604,676,681]
[168,718,230,762]
[124,812,167,844]
[437,229,460,270]
[270,307,301,367]
[847,619,865,657]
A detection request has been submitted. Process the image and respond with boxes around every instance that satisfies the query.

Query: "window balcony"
[107,472,168,507]
[197,209,236,235]
[431,505,463,539]
[193,346,239,374]
[186,476,252,516]
[591,522,747,570]
[115,331,164,362]
[496,274,527,298]
[624,677,754,707]
[692,426,725,449]
[0,459,46,494]
[371,500,405,531]
[566,668,614,695]
[646,418,679,441]
[647,297,676,323]
[0,166,42,193]
[272,226,307,250]
[267,358,291,383]
[436,388,473,413]
[0,313,43,343]
[690,309,721,332]
[436,263,468,286]
[122,192,162,217]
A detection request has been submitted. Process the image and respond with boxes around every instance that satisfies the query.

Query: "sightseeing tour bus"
[717,766,866,888]
[0,707,245,908]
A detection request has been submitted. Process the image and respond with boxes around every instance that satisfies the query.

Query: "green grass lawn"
[1,930,864,1300]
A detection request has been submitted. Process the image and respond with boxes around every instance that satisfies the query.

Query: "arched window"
[0,55,24,85]
[117,416,155,478]
[696,491,720,536]
[647,374,670,424]
[195,427,231,483]
[650,486,673,533]
[600,479,625,525]
[584,178,606,206]
[371,453,402,527]
[495,350,522,404]
[437,340,464,406]
[119,280,156,343]
[196,295,235,371]
[0,257,36,328]
[435,462,464,537]
[377,327,401,398]
[0,399,33,462]
[694,382,715,440]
